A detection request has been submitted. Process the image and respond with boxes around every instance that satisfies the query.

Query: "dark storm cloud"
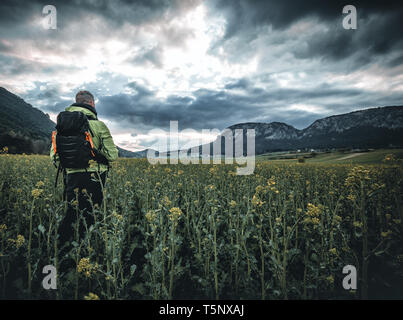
[0,54,35,75]
[207,0,403,37]
[126,81,155,97]
[0,0,198,29]
[42,100,71,114]
[293,10,403,63]
[0,41,12,53]
[387,55,403,68]
[95,79,403,131]
[0,0,201,59]
[97,87,248,130]
[0,54,79,77]
[224,78,250,90]
[206,0,403,68]
[129,46,164,68]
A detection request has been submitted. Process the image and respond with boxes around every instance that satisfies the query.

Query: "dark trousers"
[58,171,107,245]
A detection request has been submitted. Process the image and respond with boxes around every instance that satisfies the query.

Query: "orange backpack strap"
[85,131,95,157]
[52,131,57,153]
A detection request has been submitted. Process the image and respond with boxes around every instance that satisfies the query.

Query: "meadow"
[0,152,402,300]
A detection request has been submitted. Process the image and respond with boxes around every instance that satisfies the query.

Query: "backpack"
[51,110,109,187]
[52,111,96,169]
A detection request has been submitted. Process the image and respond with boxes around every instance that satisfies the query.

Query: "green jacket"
[50,104,118,174]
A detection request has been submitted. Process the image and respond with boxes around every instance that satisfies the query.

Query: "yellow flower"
[345,166,371,188]
[255,185,265,194]
[31,188,43,199]
[305,203,323,218]
[303,204,323,227]
[36,181,45,188]
[84,292,100,300]
[161,196,172,207]
[112,211,123,221]
[311,217,320,224]
[77,258,98,277]
[329,248,337,255]
[16,235,25,248]
[204,184,215,191]
[8,235,25,248]
[333,215,342,225]
[88,160,97,168]
[326,275,334,284]
[229,200,237,208]
[267,177,276,186]
[381,230,392,238]
[168,207,182,221]
[252,195,264,207]
[0,224,7,233]
[125,181,132,188]
[145,210,156,223]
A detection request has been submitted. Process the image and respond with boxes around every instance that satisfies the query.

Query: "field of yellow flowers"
[0,154,402,300]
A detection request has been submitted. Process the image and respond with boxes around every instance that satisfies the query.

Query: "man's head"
[75,90,95,107]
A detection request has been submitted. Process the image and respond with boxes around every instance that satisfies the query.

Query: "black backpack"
[53,111,96,169]
[52,111,109,187]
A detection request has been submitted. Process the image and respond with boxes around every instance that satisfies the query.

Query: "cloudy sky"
[1,0,403,151]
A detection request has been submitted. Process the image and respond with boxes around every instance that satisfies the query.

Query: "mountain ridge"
[174,105,403,156]
[0,86,402,156]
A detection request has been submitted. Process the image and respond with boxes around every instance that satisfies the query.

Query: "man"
[50,90,118,244]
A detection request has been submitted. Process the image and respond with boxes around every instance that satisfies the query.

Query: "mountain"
[0,87,140,156]
[117,146,150,158]
[178,106,403,156]
[1,87,402,156]
[0,87,56,154]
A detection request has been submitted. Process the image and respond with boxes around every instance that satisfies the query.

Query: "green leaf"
[38,224,45,234]
[374,250,385,256]
[130,264,137,276]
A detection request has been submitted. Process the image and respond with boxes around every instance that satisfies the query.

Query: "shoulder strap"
[54,163,62,188]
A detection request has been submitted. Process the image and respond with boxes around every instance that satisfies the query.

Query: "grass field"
[257,149,403,164]
[0,151,402,300]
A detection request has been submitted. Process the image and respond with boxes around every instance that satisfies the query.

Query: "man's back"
[50,102,118,173]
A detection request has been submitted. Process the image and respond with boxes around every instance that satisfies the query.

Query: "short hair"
[75,90,94,105]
